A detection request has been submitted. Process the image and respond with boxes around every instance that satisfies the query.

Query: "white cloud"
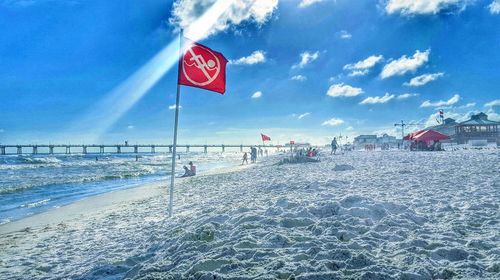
[490,0,500,14]
[297,112,311,119]
[346,126,354,131]
[460,102,476,108]
[485,99,500,107]
[397,93,419,100]
[380,49,430,79]
[385,0,469,15]
[169,104,182,110]
[360,93,395,105]
[404,72,444,87]
[127,125,135,129]
[292,51,319,69]
[322,118,345,126]
[291,75,307,81]
[486,108,500,121]
[229,50,266,65]
[339,30,352,39]
[420,94,461,107]
[348,70,369,77]
[326,83,363,97]
[344,55,384,76]
[251,91,262,98]
[170,0,278,39]
[299,0,324,8]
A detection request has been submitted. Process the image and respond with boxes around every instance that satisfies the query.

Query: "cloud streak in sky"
[230,50,266,65]
[251,91,262,98]
[385,0,469,15]
[360,93,395,104]
[292,51,320,69]
[298,0,324,8]
[420,94,460,107]
[291,75,307,81]
[381,49,430,79]
[344,55,383,77]
[327,83,363,97]
[404,72,444,86]
[322,118,344,126]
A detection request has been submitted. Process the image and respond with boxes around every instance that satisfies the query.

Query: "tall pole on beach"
[169,29,183,218]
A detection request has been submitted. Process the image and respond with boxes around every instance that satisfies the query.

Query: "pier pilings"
[0,144,281,155]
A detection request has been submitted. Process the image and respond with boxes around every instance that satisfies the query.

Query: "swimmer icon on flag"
[178,39,228,94]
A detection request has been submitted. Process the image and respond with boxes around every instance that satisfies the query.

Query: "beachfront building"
[353,134,398,149]
[455,113,499,144]
[427,118,457,140]
[353,135,377,149]
[285,142,311,149]
[377,133,398,149]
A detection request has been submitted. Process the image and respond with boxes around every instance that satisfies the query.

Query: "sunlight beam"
[68,0,236,142]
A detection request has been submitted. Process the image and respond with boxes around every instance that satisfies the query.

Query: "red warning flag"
[178,39,228,94]
[261,133,271,142]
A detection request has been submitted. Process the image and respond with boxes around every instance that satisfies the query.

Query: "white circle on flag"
[183,44,221,87]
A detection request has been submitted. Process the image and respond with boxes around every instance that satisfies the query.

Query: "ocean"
[0,152,242,224]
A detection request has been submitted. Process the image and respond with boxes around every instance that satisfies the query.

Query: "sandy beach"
[0,150,499,279]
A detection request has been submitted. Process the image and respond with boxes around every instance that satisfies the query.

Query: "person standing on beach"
[242,152,248,165]
[251,147,257,163]
[331,137,338,155]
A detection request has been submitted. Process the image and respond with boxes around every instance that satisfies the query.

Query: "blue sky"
[1,0,499,145]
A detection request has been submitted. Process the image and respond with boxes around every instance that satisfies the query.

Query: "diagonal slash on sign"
[187,47,213,81]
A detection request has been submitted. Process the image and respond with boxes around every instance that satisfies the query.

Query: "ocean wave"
[21,198,51,208]
[16,156,62,164]
[0,169,160,195]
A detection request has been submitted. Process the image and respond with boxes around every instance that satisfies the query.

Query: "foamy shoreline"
[0,162,253,234]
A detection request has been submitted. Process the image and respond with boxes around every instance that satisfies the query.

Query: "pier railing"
[0,144,283,155]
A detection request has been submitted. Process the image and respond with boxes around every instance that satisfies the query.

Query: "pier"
[0,144,283,155]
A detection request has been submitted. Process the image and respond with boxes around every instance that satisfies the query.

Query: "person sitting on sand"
[189,161,196,176]
[181,166,192,177]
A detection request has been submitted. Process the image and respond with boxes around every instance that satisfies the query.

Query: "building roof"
[458,113,500,126]
[412,129,450,143]
[354,135,377,139]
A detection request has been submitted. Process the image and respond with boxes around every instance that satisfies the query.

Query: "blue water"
[0,152,241,224]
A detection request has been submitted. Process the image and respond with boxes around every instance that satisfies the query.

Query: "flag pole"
[169,29,183,217]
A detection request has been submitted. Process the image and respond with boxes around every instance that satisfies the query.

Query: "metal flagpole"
[169,29,183,217]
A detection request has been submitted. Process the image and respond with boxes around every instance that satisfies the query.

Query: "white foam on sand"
[0,150,499,279]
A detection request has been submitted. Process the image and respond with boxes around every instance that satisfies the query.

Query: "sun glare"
[68,0,236,142]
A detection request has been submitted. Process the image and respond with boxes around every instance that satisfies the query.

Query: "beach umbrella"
[412,129,450,144]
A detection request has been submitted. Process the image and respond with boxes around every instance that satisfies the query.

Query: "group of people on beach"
[410,140,443,151]
[181,161,196,177]
[242,147,268,165]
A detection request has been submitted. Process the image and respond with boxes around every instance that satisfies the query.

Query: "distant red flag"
[261,133,271,142]
[178,38,227,94]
